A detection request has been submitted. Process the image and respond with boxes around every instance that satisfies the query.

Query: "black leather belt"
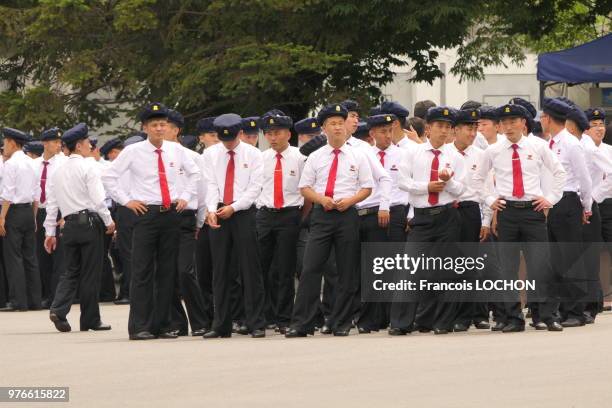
[562,191,578,198]
[505,200,534,209]
[147,203,176,213]
[11,203,32,208]
[179,209,197,216]
[414,203,453,216]
[260,206,301,213]
[457,201,479,209]
[600,198,612,206]
[357,206,379,217]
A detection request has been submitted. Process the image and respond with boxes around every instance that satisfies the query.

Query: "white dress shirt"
[33,154,68,209]
[549,128,592,211]
[474,135,566,208]
[359,144,407,210]
[203,141,263,213]
[102,138,200,206]
[398,141,466,208]
[257,146,306,209]
[1,151,39,204]
[396,135,420,150]
[175,143,201,211]
[582,138,612,203]
[44,154,112,236]
[346,136,369,149]
[299,143,374,200]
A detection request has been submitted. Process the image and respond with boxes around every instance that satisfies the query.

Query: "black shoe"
[277,326,288,335]
[333,329,350,336]
[491,321,506,331]
[453,323,468,332]
[173,329,188,337]
[388,328,408,336]
[192,328,208,336]
[158,331,179,339]
[502,323,525,333]
[236,325,249,335]
[584,313,595,324]
[231,322,241,333]
[357,326,371,334]
[473,320,490,329]
[533,322,547,330]
[113,298,130,305]
[41,299,51,309]
[414,325,431,333]
[203,330,231,339]
[285,328,312,338]
[251,329,266,338]
[0,303,27,312]
[50,313,71,332]
[81,322,111,331]
[319,324,332,335]
[546,322,563,331]
[561,318,584,328]
[433,328,449,335]
[129,331,156,340]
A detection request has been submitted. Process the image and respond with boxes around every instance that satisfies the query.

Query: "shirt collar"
[146,138,165,151]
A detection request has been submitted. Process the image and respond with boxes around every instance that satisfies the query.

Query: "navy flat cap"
[542,97,571,120]
[455,109,481,124]
[341,99,360,113]
[168,109,185,128]
[24,141,44,156]
[214,113,243,142]
[61,123,89,144]
[40,127,62,141]
[139,102,169,123]
[260,114,293,131]
[100,137,124,156]
[566,107,590,132]
[242,117,261,134]
[180,134,198,150]
[380,101,409,119]
[426,106,456,124]
[509,98,537,119]
[124,134,145,146]
[294,118,320,134]
[354,122,369,139]
[366,113,397,129]
[196,117,217,134]
[496,104,530,120]
[317,104,348,124]
[585,107,606,122]
[479,105,499,121]
[2,127,31,144]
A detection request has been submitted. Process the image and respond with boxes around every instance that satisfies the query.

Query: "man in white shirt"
[0,128,40,312]
[202,113,266,339]
[541,98,593,328]
[474,103,566,332]
[379,101,421,149]
[294,118,321,148]
[355,113,399,334]
[103,103,200,340]
[286,103,373,338]
[392,107,466,335]
[34,127,67,310]
[256,113,306,334]
[43,123,115,332]
[163,109,208,337]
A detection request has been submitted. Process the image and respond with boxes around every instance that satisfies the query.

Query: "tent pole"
[539,81,546,110]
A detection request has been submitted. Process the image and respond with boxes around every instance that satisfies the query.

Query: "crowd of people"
[0,95,610,339]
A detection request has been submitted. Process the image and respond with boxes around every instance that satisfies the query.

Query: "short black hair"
[413,100,436,119]
[5,137,25,148]
[407,117,426,137]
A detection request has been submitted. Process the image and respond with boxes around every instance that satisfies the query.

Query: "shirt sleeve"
[85,162,113,227]
[204,151,220,213]
[298,154,317,189]
[472,148,496,208]
[0,161,16,202]
[231,149,263,212]
[196,155,208,228]
[570,142,592,212]
[444,152,466,197]
[356,149,374,190]
[43,173,59,237]
[363,149,391,210]
[102,147,132,206]
[399,148,429,195]
[540,144,566,206]
[178,147,201,203]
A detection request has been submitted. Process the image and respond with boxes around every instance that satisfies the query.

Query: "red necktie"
[40,161,49,203]
[274,153,284,209]
[324,149,341,198]
[459,150,466,156]
[549,139,554,150]
[223,150,236,205]
[511,144,525,198]
[378,151,385,167]
[428,149,441,205]
[155,149,171,208]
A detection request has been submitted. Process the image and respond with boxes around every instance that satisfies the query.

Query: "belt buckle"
[358,209,368,216]
[160,205,169,213]
[515,202,527,208]
[430,208,442,215]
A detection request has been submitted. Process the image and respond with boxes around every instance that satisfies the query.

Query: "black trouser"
[4,204,40,310]
[388,204,409,242]
[548,193,586,322]
[497,205,555,326]
[390,206,461,331]
[195,224,214,329]
[99,231,116,301]
[169,211,208,332]
[256,207,301,328]
[36,208,64,306]
[582,202,603,317]
[356,210,389,331]
[0,238,8,307]
[455,203,488,326]
[209,206,265,334]
[51,213,104,329]
[291,206,360,332]
[115,205,137,300]
[128,207,180,336]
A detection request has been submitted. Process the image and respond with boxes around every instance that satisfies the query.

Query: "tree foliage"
[0,0,608,135]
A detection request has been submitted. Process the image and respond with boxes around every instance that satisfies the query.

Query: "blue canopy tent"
[537,33,612,105]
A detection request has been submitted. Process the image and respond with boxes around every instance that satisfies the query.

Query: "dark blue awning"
[537,34,612,83]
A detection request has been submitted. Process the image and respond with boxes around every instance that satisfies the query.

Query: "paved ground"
[1,304,611,408]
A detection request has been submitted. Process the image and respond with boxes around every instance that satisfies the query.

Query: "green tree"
[0,0,607,136]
